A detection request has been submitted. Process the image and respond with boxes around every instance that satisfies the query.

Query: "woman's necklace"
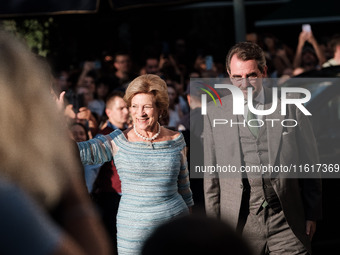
[133,122,161,141]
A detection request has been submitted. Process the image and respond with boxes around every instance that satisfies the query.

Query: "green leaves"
[1,18,54,57]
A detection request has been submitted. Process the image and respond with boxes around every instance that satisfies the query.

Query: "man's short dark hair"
[226,41,266,74]
[106,91,125,108]
[113,51,131,62]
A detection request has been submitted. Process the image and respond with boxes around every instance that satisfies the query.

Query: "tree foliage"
[1,18,53,57]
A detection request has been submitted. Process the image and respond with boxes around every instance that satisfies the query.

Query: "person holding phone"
[293,24,326,72]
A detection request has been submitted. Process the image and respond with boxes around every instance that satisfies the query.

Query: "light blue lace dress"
[78,129,194,254]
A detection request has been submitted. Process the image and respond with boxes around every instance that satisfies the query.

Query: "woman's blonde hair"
[0,30,81,209]
[124,74,169,117]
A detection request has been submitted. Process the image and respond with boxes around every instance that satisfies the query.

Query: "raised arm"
[293,31,308,69]
[77,133,118,165]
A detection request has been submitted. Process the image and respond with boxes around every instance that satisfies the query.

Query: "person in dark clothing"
[178,85,205,214]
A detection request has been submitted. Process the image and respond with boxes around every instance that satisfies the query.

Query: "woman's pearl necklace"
[133,122,161,141]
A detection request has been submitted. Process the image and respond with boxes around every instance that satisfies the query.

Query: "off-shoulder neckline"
[109,129,184,150]
[116,128,183,144]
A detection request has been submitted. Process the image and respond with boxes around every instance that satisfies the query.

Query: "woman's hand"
[56,91,66,110]
[56,91,76,120]
[64,104,76,120]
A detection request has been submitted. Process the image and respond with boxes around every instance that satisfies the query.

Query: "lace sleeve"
[177,147,194,207]
[77,133,119,165]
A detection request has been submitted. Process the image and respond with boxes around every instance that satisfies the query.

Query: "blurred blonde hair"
[0,30,80,209]
[124,74,169,117]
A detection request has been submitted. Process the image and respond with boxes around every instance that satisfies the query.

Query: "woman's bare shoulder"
[122,127,133,139]
[161,127,181,140]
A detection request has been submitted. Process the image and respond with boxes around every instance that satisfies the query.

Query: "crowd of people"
[55,30,340,149]
[1,25,338,255]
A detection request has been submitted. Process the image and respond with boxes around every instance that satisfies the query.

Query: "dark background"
[3,0,338,72]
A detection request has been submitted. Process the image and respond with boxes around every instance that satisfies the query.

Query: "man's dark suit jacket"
[203,86,322,254]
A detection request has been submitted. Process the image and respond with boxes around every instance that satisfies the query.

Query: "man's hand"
[306,220,316,240]
[77,107,92,121]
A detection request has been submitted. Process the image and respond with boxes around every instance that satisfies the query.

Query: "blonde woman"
[78,74,194,254]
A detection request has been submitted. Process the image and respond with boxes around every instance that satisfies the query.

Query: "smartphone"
[302,24,311,33]
[162,42,170,58]
[66,92,85,114]
[205,55,213,71]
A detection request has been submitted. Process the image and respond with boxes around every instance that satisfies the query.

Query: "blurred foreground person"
[0,30,111,255]
[142,215,253,255]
